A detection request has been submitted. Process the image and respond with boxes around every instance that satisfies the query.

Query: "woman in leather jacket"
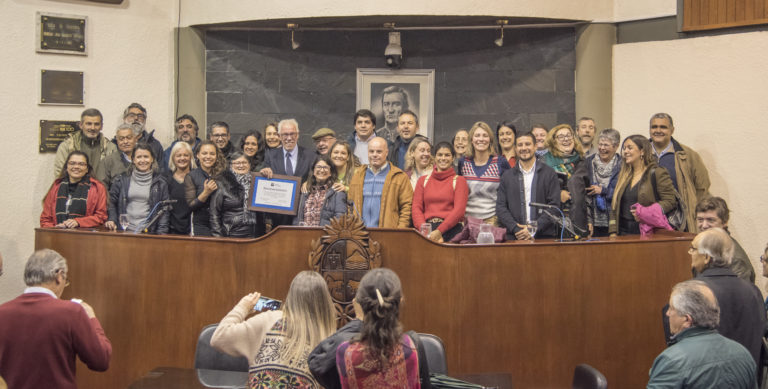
[209,151,265,237]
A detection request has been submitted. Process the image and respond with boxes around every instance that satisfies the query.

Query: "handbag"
[650,168,687,231]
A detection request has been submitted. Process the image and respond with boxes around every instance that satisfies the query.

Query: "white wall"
[613,31,768,289]
[179,0,614,26]
[0,0,177,303]
[613,0,676,22]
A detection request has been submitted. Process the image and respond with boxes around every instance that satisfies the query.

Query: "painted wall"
[613,31,768,289]
[0,0,177,303]
[613,0,677,22]
[180,0,613,26]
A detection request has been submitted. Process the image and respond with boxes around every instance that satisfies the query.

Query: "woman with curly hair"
[185,140,226,236]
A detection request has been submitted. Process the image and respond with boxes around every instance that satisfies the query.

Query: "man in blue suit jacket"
[260,118,316,226]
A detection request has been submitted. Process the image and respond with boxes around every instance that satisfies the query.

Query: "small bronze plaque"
[37,13,86,54]
[40,120,79,153]
[41,70,84,105]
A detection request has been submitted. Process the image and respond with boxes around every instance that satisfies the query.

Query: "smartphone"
[253,296,282,312]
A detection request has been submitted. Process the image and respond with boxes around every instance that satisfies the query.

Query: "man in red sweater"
[0,249,112,389]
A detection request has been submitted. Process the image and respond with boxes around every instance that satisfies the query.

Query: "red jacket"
[412,168,469,234]
[40,177,108,228]
[0,293,112,389]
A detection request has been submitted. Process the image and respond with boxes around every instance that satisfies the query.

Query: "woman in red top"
[40,151,107,228]
[412,142,469,242]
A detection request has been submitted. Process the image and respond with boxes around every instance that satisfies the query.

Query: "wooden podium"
[35,227,693,388]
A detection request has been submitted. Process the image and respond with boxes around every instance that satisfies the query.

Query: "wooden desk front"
[35,227,692,388]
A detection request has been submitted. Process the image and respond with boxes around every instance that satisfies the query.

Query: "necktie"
[285,151,294,176]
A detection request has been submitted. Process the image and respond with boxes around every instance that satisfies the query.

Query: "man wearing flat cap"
[312,128,337,155]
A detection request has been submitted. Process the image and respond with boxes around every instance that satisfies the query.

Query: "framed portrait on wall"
[356,68,435,142]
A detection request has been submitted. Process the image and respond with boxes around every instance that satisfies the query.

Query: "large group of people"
[41,103,723,244]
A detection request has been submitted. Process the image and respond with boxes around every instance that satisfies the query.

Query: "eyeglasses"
[314,165,330,171]
[67,161,88,167]
[231,161,249,166]
[556,134,573,141]
[126,113,146,120]
[58,269,70,287]
[211,134,229,139]
[281,132,298,139]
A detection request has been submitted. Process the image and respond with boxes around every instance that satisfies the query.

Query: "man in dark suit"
[690,228,766,367]
[496,132,561,240]
[260,118,316,226]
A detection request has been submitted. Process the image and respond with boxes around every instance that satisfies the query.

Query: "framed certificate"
[248,174,301,215]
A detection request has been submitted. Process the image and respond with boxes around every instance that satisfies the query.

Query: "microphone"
[160,199,178,204]
[529,202,557,209]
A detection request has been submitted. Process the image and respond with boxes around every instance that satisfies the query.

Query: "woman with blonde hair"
[404,137,434,189]
[541,124,590,234]
[164,141,197,235]
[328,141,360,193]
[456,121,511,225]
[609,135,677,235]
[212,271,336,388]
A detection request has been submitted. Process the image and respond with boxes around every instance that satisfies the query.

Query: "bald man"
[348,137,412,228]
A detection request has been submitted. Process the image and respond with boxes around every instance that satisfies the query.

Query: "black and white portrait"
[370,83,420,143]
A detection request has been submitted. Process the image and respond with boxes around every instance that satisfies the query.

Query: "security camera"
[385,32,402,69]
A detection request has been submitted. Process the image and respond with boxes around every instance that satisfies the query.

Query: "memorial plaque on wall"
[40,120,79,153]
[37,12,87,55]
[41,70,84,105]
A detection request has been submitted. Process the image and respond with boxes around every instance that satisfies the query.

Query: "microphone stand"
[139,203,172,233]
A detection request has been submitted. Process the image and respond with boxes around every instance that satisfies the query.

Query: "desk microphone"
[160,199,178,204]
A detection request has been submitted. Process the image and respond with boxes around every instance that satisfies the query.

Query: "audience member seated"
[348,137,413,228]
[94,124,135,189]
[41,151,107,229]
[123,103,164,169]
[609,135,677,236]
[329,141,360,194]
[694,196,755,282]
[211,271,336,388]
[308,298,365,389]
[164,142,196,235]
[239,129,266,172]
[648,113,710,232]
[648,280,755,388]
[185,140,226,236]
[585,128,621,237]
[313,128,337,155]
[390,111,421,170]
[412,142,468,242]
[404,137,433,189]
[457,121,511,226]
[209,121,236,160]
[54,108,116,177]
[531,124,549,158]
[210,152,265,238]
[541,124,589,234]
[690,228,765,367]
[163,114,201,172]
[0,249,112,389]
[336,268,420,389]
[496,120,517,167]
[294,155,347,227]
[264,122,281,151]
[496,132,560,241]
[105,143,170,234]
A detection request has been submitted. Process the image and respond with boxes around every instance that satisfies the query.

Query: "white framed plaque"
[248,173,301,215]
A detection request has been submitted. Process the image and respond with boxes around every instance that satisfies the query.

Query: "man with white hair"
[648,280,755,388]
[0,249,111,389]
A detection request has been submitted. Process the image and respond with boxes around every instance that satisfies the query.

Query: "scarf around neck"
[55,174,91,224]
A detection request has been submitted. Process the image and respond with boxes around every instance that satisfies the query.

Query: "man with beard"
[54,108,116,176]
[389,110,421,170]
[496,132,561,240]
[123,103,164,168]
[163,114,201,171]
[576,117,597,158]
[208,122,235,160]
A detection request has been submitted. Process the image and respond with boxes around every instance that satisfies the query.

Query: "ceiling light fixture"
[495,19,508,47]
[287,23,300,50]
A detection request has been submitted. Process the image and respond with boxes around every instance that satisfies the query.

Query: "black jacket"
[107,170,170,234]
[264,146,316,182]
[209,170,262,238]
[496,161,561,240]
[308,319,362,389]
[185,168,215,236]
[697,267,766,367]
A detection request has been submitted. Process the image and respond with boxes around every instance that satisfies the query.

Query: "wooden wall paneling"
[35,228,693,389]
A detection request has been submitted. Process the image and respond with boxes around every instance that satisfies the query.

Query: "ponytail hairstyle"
[355,268,404,365]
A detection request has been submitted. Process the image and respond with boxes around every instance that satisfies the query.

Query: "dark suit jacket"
[264,146,316,181]
[496,161,561,240]
[697,267,766,367]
